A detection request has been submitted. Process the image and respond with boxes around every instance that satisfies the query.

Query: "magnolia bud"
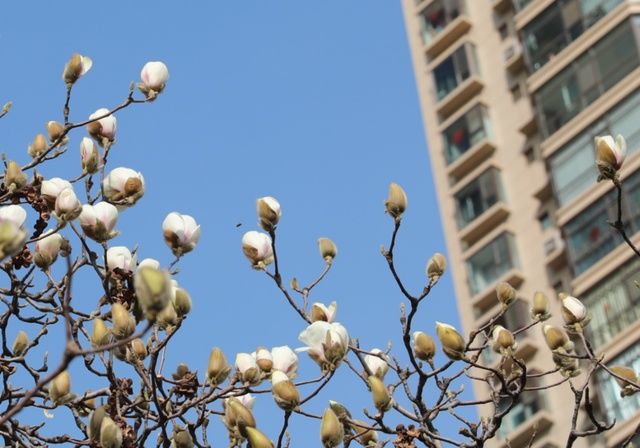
[496,282,516,306]
[492,325,516,355]
[162,212,201,256]
[207,347,231,385]
[256,196,281,231]
[610,365,639,397]
[543,325,574,352]
[49,370,71,405]
[54,188,82,222]
[329,400,352,420]
[271,370,300,411]
[91,318,111,347]
[413,331,436,362]
[88,108,117,146]
[0,209,27,261]
[436,322,466,360]
[225,397,256,430]
[367,375,392,411]
[255,347,273,372]
[111,303,135,339]
[40,178,72,206]
[352,419,378,446]
[385,182,407,219]
[134,267,173,320]
[364,349,390,379]
[236,353,262,385]
[63,53,92,84]
[531,291,550,320]
[172,426,194,448]
[139,61,169,98]
[88,406,106,440]
[311,301,337,323]
[34,231,64,269]
[4,161,27,191]
[426,252,446,282]
[157,302,178,330]
[80,137,100,174]
[245,427,274,448]
[552,352,581,378]
[128,338,148,360]
[173,287,192,317]
[46,121,66,143]
[102,167,144,206]
[80,202,119,242]
[242,231,274,268]
[561,294,588,326]
[318,237,337,261]
[12,330,29,356]
[595,134,626,181]
[172,363,190,381]
[320,408,344,448]
[106,246,136,274]
[99,416,123,448]
[28,133,48,158]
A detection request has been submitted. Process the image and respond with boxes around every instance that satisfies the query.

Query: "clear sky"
[1,1,471,444]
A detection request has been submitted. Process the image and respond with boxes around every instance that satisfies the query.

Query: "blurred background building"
[402,0,640,446]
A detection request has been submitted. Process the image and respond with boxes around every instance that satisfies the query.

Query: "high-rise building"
[401,1,640,446]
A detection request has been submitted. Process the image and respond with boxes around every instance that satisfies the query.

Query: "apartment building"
[401,1,640,446]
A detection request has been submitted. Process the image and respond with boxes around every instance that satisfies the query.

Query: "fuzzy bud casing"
[320,408,344,448]
[256,196,281,231]
[318,237,337,261]
[436,322,466,360]
[12,330,29,356]
[426,252,446,282]
[207,347,231,385]
[385,182,407,219]
[413,331,436,362]
[496,282,516,306]
[99,416,123,448]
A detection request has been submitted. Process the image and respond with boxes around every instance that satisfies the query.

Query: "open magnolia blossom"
[297,321,349,372]
[80,137,100,174]
[139,61,169,95]
[79,202,119,242]
[54,188,82,222]
[364,348,390,379]
[311,301,337,323]
[41,178,73,205]
[0,205,27,227]
[235,353,261,385]
[256,196,281,231]
[162,212,201,256]
[106,246,136,273]
[560,294,588,326]
[34,231,64,269]
[595,134,626,180]
[62,53,92,84]
[271,345,298,379]
[102,167,145,207]
[241,230,273,267]
[88,108,117,144]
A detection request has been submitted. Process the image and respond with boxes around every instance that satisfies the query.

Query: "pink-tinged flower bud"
[270,370,300,411]
[162,212,201,256]
[561,294,588,326]
[595,134,626,181]
[435,322,466,361]
[62,53,92,84]
[80,202,119,242]
[80,137,100,174]
[256,196,281,231]
[41,177,73,206]
[311,301,337,323]
[320,408,343,448]
[496,282,516,307]
[413,331,436,362]
[364,348,390,379]
[49,370,71,405]
[106,246,136,273]
[610,365,639,397]
[368,375,392,411]
[241,231,274,268]
[4,161,27,192]
[297,321,349,373]
[207,347,231,385]
[385,182,407,219]
[139,61,169,98]
[426,252,446,282]
[102,167,144,207]
[88,108,117,145]
[54,188,82,222]
[236,353,262,385]
[318,237,337,261]
[491,325,516,355]
[271,346,298,379]
[34,230,64,269]
[0,206,27,261]
[28,133,48,158]
[46,121,66,143]
[255,347,273,372]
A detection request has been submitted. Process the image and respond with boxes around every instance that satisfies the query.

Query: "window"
[564,170,640,275]
[454,168,504,229]
[582,258,640,348]
[549,90,640,206]
[595,343,640,423]
[497,375,546,439]
[538,212,553,230]
[536,18,640,137]
[522,0,623,73]
[443,105,492,164]
[433,43,478,101]
[482,300,531,365]
[419,0,464,47]
[466,233,519,295]
[514,0,533,12]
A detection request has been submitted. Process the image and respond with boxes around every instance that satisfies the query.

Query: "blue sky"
[1,1,471,444]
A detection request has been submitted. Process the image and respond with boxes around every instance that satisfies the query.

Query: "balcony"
[542,229,566,269]
[497,410,553,448]
[470,269,525,314]
[492,0,512,14]
[433,43,482,118]
[502,39,524,73]
[436,75,483,118]
[425,15,472,59]
[446,139,495,182]
[459,202,510,248]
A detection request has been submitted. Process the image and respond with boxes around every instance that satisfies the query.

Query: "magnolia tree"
[0,54,638,448]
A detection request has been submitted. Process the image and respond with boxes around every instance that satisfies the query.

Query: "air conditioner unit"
[543,233,564,256]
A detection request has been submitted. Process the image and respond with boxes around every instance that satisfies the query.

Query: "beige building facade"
[402,0,640,446]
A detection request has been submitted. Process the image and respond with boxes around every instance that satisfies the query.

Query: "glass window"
[582,258,640,348]
[466,233,519,296]
[455,168,503,228]
[549,89,640,206]
[419,0,463,47]
[522,0,623,73]
[433,43,477,101]
[535,19,640,137]
[595,343,640,423]
[443,105,491,164]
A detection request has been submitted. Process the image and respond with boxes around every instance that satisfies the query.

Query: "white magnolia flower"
[241,231,273,267]
[106,246,136,273]
[62,53,92,84]
[162,212,201,256]
[88,108,117,143]
[224,393,255,410]
[102,167,145,206]
[256,196,281,230]
[140,61,169,92]
[138,258,161,270]
[271,346,298,379]
[80,137,100,174]
[561,295,588,325]
[297,321,349,371]
[254,348,273,372]
[54,188,82,222]
[0,205,27,227]
[0,205,27,260]
[364,349,390,379]
[34,230,63,269]
[79,202,119,242]
[235,353,261,385]
[595,135,626,174]
[311,301,337,323]
[41,178,72,203]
